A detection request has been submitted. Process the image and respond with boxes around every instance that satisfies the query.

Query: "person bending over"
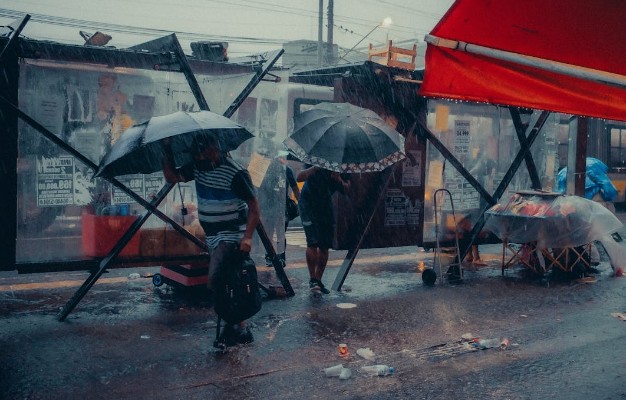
[163,134,260,345]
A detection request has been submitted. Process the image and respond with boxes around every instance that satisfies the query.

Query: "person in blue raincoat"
[556,157,618,202]
[556,157,623,274]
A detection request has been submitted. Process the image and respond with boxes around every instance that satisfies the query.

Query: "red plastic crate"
[81,214,141,257]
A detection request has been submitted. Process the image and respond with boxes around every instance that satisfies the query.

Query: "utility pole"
[317,0,323,67]
[327,0,334,65]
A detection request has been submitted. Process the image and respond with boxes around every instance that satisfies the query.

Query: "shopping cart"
[424,188,463,285]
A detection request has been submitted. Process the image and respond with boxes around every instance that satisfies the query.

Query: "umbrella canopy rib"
[96,111,253,178]
[359,121,401,161]
[284,102,405,173]
[292,117,345,151]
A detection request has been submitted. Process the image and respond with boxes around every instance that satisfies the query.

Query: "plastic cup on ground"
[324,364,344,377]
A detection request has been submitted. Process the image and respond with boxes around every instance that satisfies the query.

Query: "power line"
[204,0,318,19]
[0,7,288,45]
[375,0,446,20]
[0,1,445,53]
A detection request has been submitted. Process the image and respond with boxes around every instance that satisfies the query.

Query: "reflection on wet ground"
[1,221,626,398]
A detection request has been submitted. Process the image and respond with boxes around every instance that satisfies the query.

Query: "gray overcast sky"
[0,0,455,56]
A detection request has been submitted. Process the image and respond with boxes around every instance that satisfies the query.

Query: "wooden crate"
[368,40,417,70]
[139,228,166,257]
[164,224,206,256]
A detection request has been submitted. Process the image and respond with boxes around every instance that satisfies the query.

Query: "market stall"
[418,0,626,276]
[485,191,623,276]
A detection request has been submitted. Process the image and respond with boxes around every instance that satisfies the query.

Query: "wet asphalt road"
[1,225,626,399]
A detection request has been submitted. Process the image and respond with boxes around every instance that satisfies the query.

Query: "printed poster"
[402,150,422,187]
[144,173,166,200]
[385,189,407,226]
[36,156,74,207]
[454,119,471,155]
[426,159,444,190]
[248,152,272,187]
[111,174,144,204]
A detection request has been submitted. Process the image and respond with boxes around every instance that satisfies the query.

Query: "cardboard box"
[139,228,166,257]
[165,224,205,256]
[81,214,141,257]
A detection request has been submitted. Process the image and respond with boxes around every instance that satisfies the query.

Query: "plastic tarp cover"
[484,192,623,248]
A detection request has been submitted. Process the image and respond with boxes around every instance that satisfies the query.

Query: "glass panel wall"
[14,57,291,265]
[422,99,560,244]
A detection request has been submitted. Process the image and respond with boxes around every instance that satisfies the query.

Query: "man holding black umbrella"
[297,164,350,294]
[162,133,260,345]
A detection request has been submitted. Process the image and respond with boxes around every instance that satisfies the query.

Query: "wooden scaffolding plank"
[368,40,417,70]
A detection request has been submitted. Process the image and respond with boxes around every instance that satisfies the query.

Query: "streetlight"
[382,17,392,42]
[335,17,392,65]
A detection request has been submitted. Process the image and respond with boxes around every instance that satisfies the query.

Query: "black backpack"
[213,250,262,324]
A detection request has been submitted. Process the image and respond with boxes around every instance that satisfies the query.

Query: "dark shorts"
[207,241,239,289]
[299,198,334,249]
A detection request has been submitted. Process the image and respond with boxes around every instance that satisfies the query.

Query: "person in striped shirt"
[163,133,260,345]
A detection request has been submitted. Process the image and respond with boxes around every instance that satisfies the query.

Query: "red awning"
[419,0,626,122]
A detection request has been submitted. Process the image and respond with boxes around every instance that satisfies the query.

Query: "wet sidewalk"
[1,215,626,399]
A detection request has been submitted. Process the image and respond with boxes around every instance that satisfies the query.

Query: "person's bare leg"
[306,246,318,279]
[465,246,474,263]
[316,247,329,282]
[312,247,330,293]
[472,245,487,267]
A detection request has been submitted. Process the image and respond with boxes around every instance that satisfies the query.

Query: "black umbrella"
[283,102,405,173]
[96,110,254,178]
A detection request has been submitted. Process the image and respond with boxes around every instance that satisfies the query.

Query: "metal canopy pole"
[509,107,542,189]
[425,34,626,90]
[331,167,394,291]
[0,14,30,62]
[568,116,588,197]
[0,14,30,268]
[171,34,210,111]
[223,50,284,119]
[130,33,209,111]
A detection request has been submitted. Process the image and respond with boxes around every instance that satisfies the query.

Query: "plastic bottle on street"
[361,364,394,376]
[324,364,352,380]
[472,338,508,349]
[476,338,500,349]
[339,367,352,380]
[324,364,345,377]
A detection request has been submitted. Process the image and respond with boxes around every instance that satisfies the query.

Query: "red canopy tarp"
[419,0,626,122]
